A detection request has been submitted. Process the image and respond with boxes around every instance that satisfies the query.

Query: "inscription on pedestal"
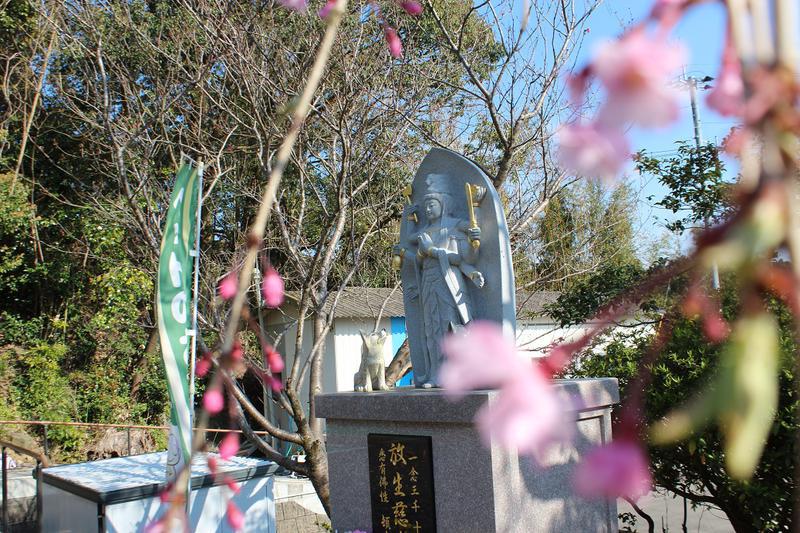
[367,434,436,532]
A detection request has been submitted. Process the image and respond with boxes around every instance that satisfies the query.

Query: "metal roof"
[284,287,559,319]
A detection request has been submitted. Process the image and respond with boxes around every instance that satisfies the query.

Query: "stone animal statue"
[354,329,389,392]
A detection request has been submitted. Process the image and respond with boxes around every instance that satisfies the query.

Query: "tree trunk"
[304,436,331,516]
[384,338,411,385]
[130,326,159,401]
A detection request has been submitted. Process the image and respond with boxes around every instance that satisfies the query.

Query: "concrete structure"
[40,452,278,532]
[317,379,620,532]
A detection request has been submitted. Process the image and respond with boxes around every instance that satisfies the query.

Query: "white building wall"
[263,309,337,403]
[515,320,593,358]
[332,318,395,392]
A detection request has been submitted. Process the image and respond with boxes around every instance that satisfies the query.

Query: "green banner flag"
[156,163,200,480]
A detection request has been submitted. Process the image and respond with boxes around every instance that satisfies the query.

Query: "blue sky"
[575,1,738,252]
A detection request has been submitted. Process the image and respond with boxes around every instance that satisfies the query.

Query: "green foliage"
[636,143,732,234]
[545,262,649,327]
[529,180,640,291]
[562,281,795,532]
[12,343,84,453]
[0,0,36,46]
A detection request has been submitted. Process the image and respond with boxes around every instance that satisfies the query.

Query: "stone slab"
[318,379,619,533]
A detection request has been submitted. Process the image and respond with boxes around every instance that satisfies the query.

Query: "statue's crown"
[424,173,450,195]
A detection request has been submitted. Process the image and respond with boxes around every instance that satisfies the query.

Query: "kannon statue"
[398,173,485,387]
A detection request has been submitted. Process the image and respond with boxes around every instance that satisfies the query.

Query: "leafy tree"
[636,142,732,234]
[528,180,640,291]
[551,139,793,532]
[558,270,796,532]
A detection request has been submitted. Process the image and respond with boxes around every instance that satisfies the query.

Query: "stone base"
[316,378,619,533]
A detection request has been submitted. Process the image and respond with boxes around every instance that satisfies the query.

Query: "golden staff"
[402,184,417,223]
[392,184,415,270]
[465,183,484,249]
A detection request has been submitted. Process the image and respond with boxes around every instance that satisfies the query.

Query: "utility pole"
[686,75,721,290]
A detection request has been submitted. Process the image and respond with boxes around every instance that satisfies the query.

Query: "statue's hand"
[417,233,433,252]
[470,271,485,288]
[468,227,481,242]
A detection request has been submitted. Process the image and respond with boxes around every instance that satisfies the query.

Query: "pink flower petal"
[400,0,422,15]
[557,121,629,182]
[207,455,218,474]
[218,273,238,300]
[593,31,685,127]
[475,368,574,463]
[440,321,525,397]
[318,0,336,18]
[706,38,744,117]
[196,355,212,378]
[262,267,285,308]
[227,501,245,531]
[230,341,244,361]
[266,347,285,373]
[224,476,242,495]
[384,26,403,58]
[278,0,308,11]
[268,375,283,393]
[144,518,166,533]
[703,313,730,343]
[219,432,240,460]
[573,441,652,501]
[203,388,224,414]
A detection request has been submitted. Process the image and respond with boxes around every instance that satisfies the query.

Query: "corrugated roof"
[284,287,560,319]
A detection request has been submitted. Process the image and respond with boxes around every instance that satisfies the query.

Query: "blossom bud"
[262,267,285,308]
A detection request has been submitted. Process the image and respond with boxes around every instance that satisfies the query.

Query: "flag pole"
[187,160,203,517]
[189,161,203,424]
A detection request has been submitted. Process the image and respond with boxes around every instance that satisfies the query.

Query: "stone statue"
[395,148,516,388]
[354,329,390,392]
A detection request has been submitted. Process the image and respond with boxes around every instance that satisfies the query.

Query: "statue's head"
[423,173,451,223]
[423,195,443,221]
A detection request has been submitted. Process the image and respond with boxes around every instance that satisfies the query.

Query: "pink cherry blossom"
[266,346,285,373]
[557,121,629,182]
[207,455,219,474]
[722,126,749,156]
[143,518,166,533]
[703,313,730,343]
[262,267,285,308]
[650,0,689,30]
[230,341,244,361]
[224,476,242,495]
[318,0,336,19]
[384,26,403,58]
[278,0,308,11]
[218,273,238,300]
[226,501,245,531]
[219,432,240,460]
[593,31,685,127]
[400,0,422,16]
[474,367,573,463]
[196,355,211,378]
[268,375,283,392]
[203,388,224,414]
[440,321,526,397]
[573,440,652,501]
[706,40,744,117]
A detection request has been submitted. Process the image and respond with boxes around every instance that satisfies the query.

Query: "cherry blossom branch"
[221,0,348,355]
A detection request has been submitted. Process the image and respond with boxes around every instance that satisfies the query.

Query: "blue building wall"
[390,316,413,386]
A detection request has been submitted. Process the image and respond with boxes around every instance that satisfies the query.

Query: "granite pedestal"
[316,378,620,533]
